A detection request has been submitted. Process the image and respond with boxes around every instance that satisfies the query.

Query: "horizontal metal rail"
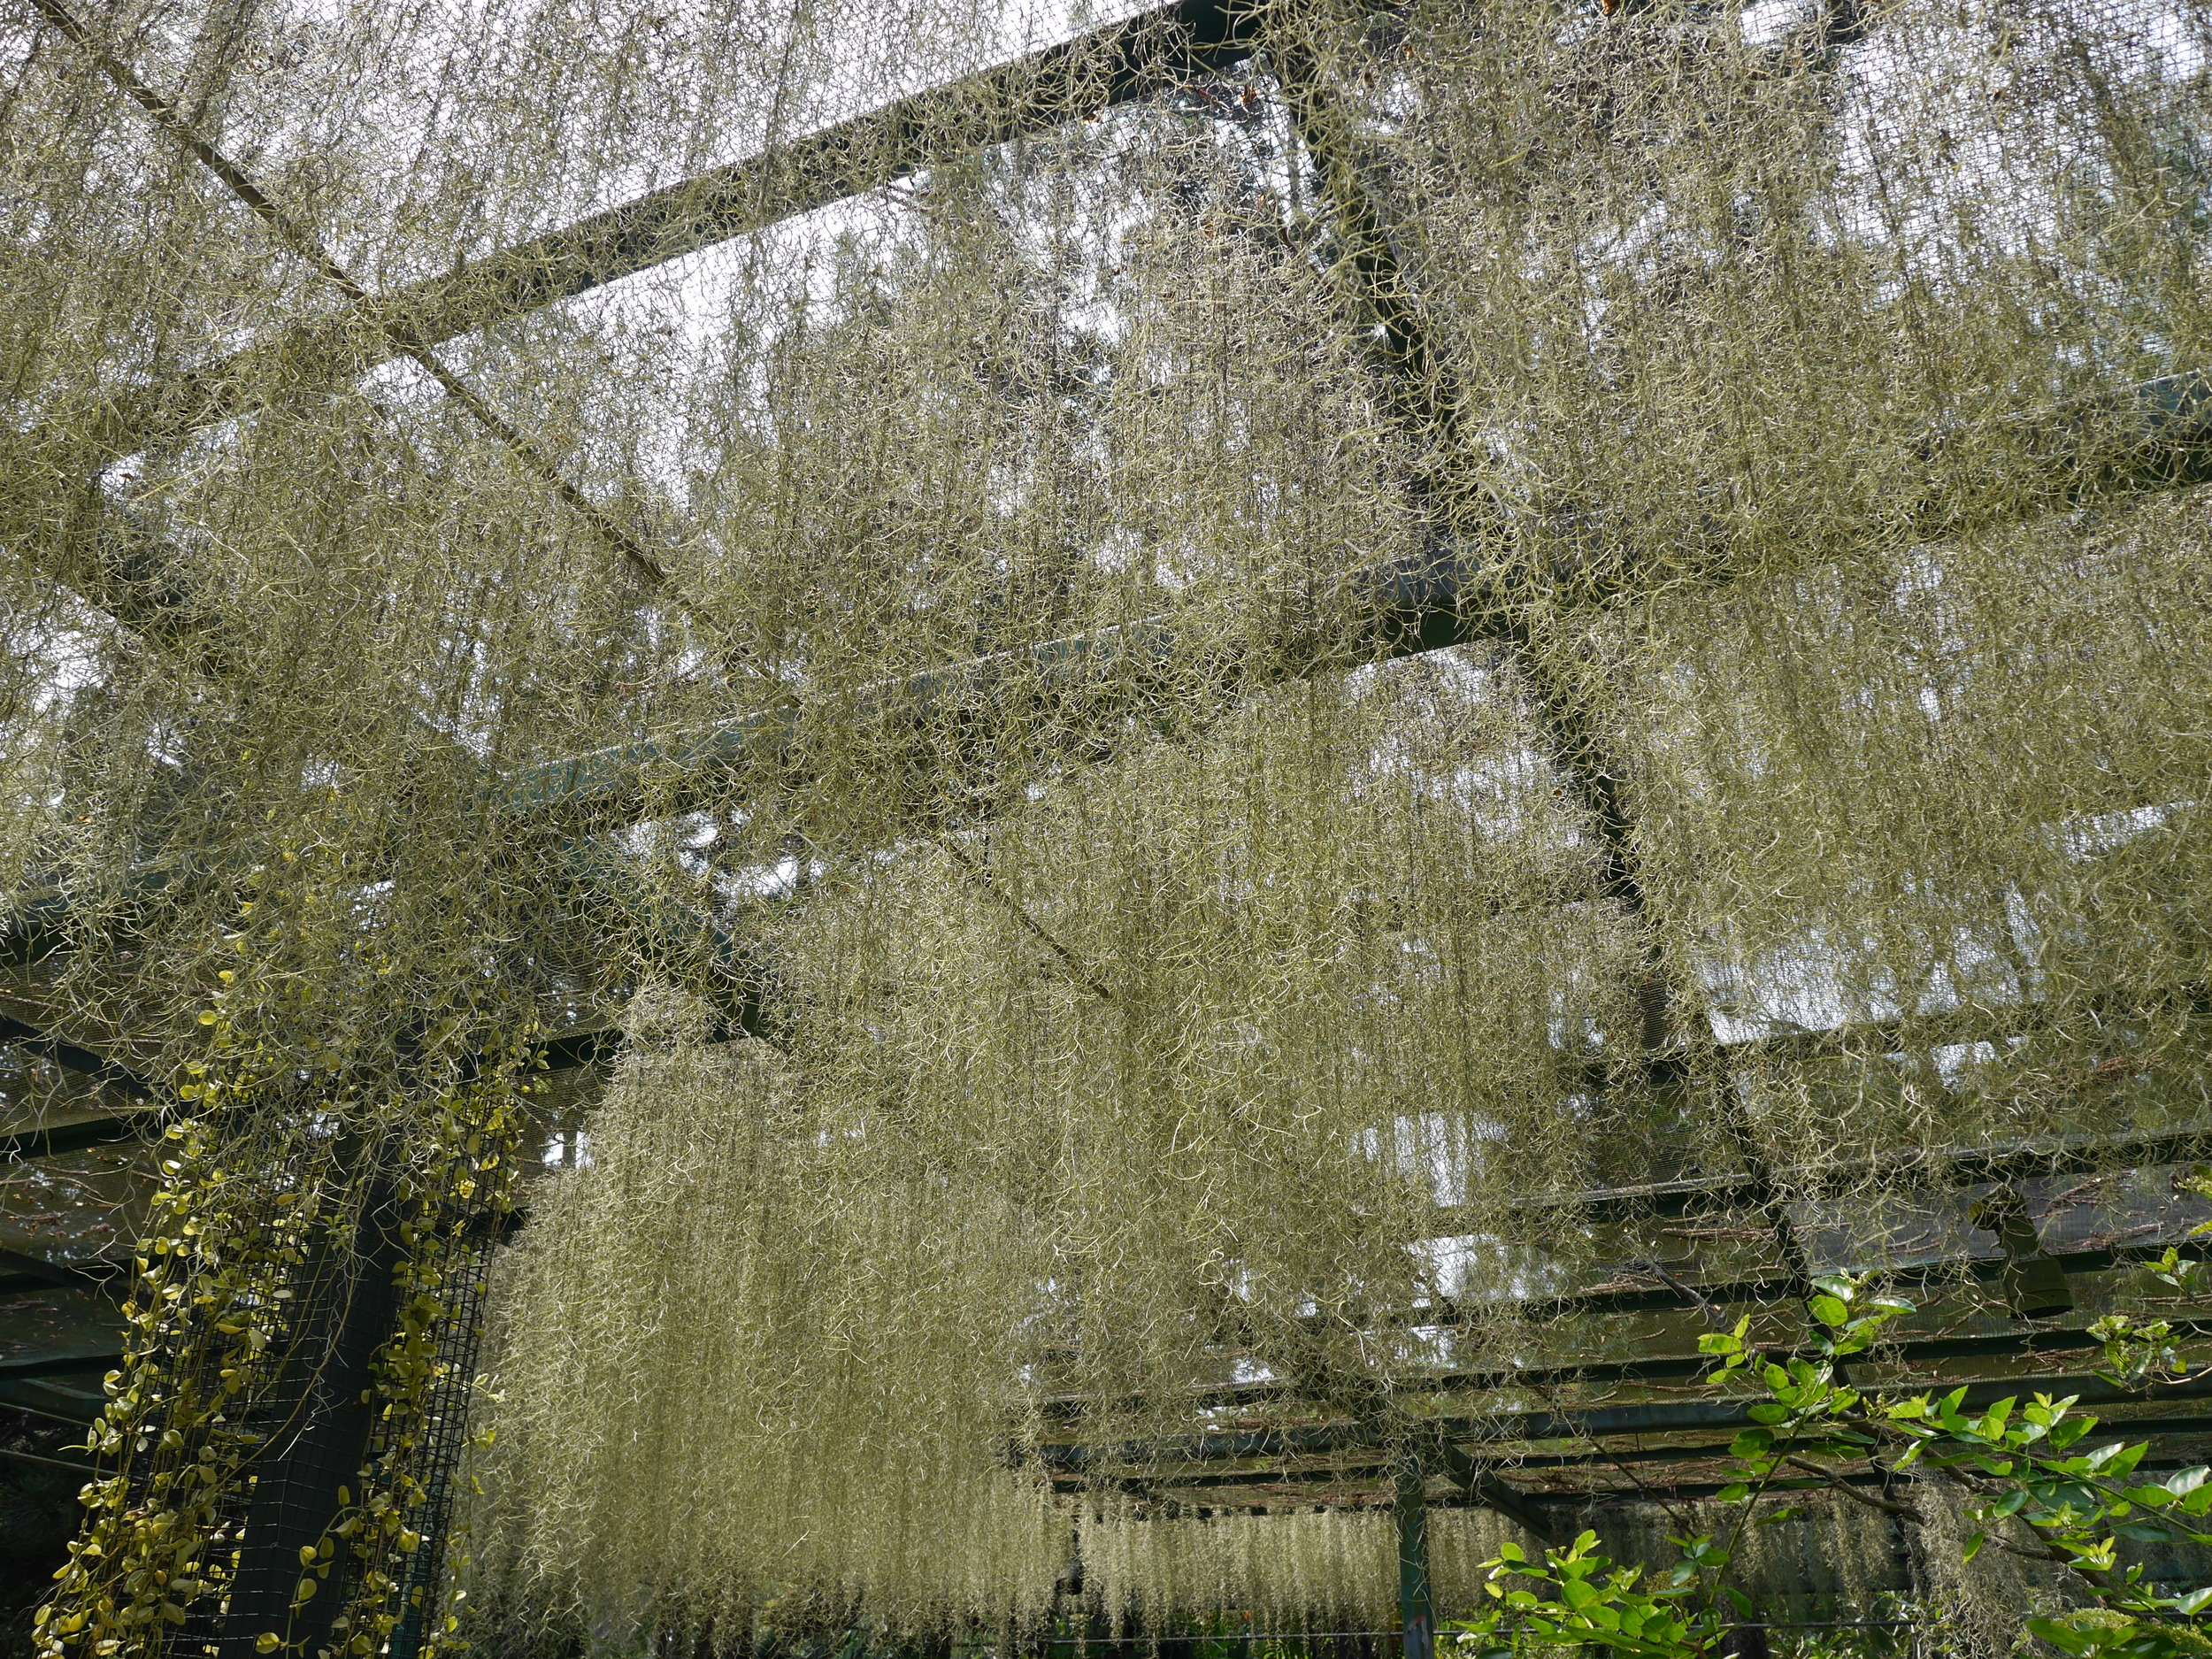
[1036,1364,2212,1477]
[0,1247,122,1294]
[0,1378,107,1425]
[1136,1449,2212,1511]
[1143,1417,2212,1495]
[0,1442,97,1476]
[0,1013,151,1102]
[0,1349,124,1381]
[1436,1121,2212,1236]
[0,1111,148,1160]
[1025,1238,2212,1428]
[1038,1305,2212,1432]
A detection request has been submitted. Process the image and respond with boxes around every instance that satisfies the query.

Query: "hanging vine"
[32,844,539,1659]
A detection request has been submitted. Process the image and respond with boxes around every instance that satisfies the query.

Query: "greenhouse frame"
[3,0,2212,1655]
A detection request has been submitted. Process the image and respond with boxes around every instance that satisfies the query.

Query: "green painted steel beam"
[90,0,1268,458]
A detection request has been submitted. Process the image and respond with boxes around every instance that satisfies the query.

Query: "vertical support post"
[1394,1450,1434,1659]
[1260,23,1785,1655]
[1970,1187,2074,1319]
[388,1223,503,1659]
[1263,0,1823,1295]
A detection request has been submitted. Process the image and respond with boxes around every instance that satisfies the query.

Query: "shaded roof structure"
[4,0,2212,1654]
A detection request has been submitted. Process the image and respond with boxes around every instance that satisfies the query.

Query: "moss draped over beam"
[19,0,2209,843]
[496,369,2212,833]
[81,0,1270,461]
[1461,1121,2212,1232]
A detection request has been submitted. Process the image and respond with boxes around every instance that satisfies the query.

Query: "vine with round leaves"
[32,842,541,1659]
[286,1052,534,1659]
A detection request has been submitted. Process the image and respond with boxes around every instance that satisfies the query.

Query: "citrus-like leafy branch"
[1450,1276,2212,1659]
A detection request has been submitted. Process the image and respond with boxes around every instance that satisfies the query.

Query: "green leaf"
[1729,1430,1773,1458]
[1717,1483,1750,1504]
[1808,1294,1849,1327]
[2170,1585,2212,1616]
[1962,1531,1985,1563]
[1747,1403,1790,1425]
[2025,1618,2095,1657]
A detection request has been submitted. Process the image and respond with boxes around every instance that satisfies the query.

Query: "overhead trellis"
[1,0,2210,1655]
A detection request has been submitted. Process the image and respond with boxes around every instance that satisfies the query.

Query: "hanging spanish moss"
[2,0,2208,1649]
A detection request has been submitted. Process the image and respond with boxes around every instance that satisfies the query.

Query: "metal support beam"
[0,1351,125,1381]
[1471,1117,2212,1231]
[1393,1451,1434,1659]
[1038,1363,2212,1478]
[1130,1420,2212,1500]
[0,1012,152,1102]
[93,0,1266,457]
[0,1111,150,1160]
[0,1248,120,1293]
[1041,1298,2212,1488]
[1435,1439,1559,1545]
